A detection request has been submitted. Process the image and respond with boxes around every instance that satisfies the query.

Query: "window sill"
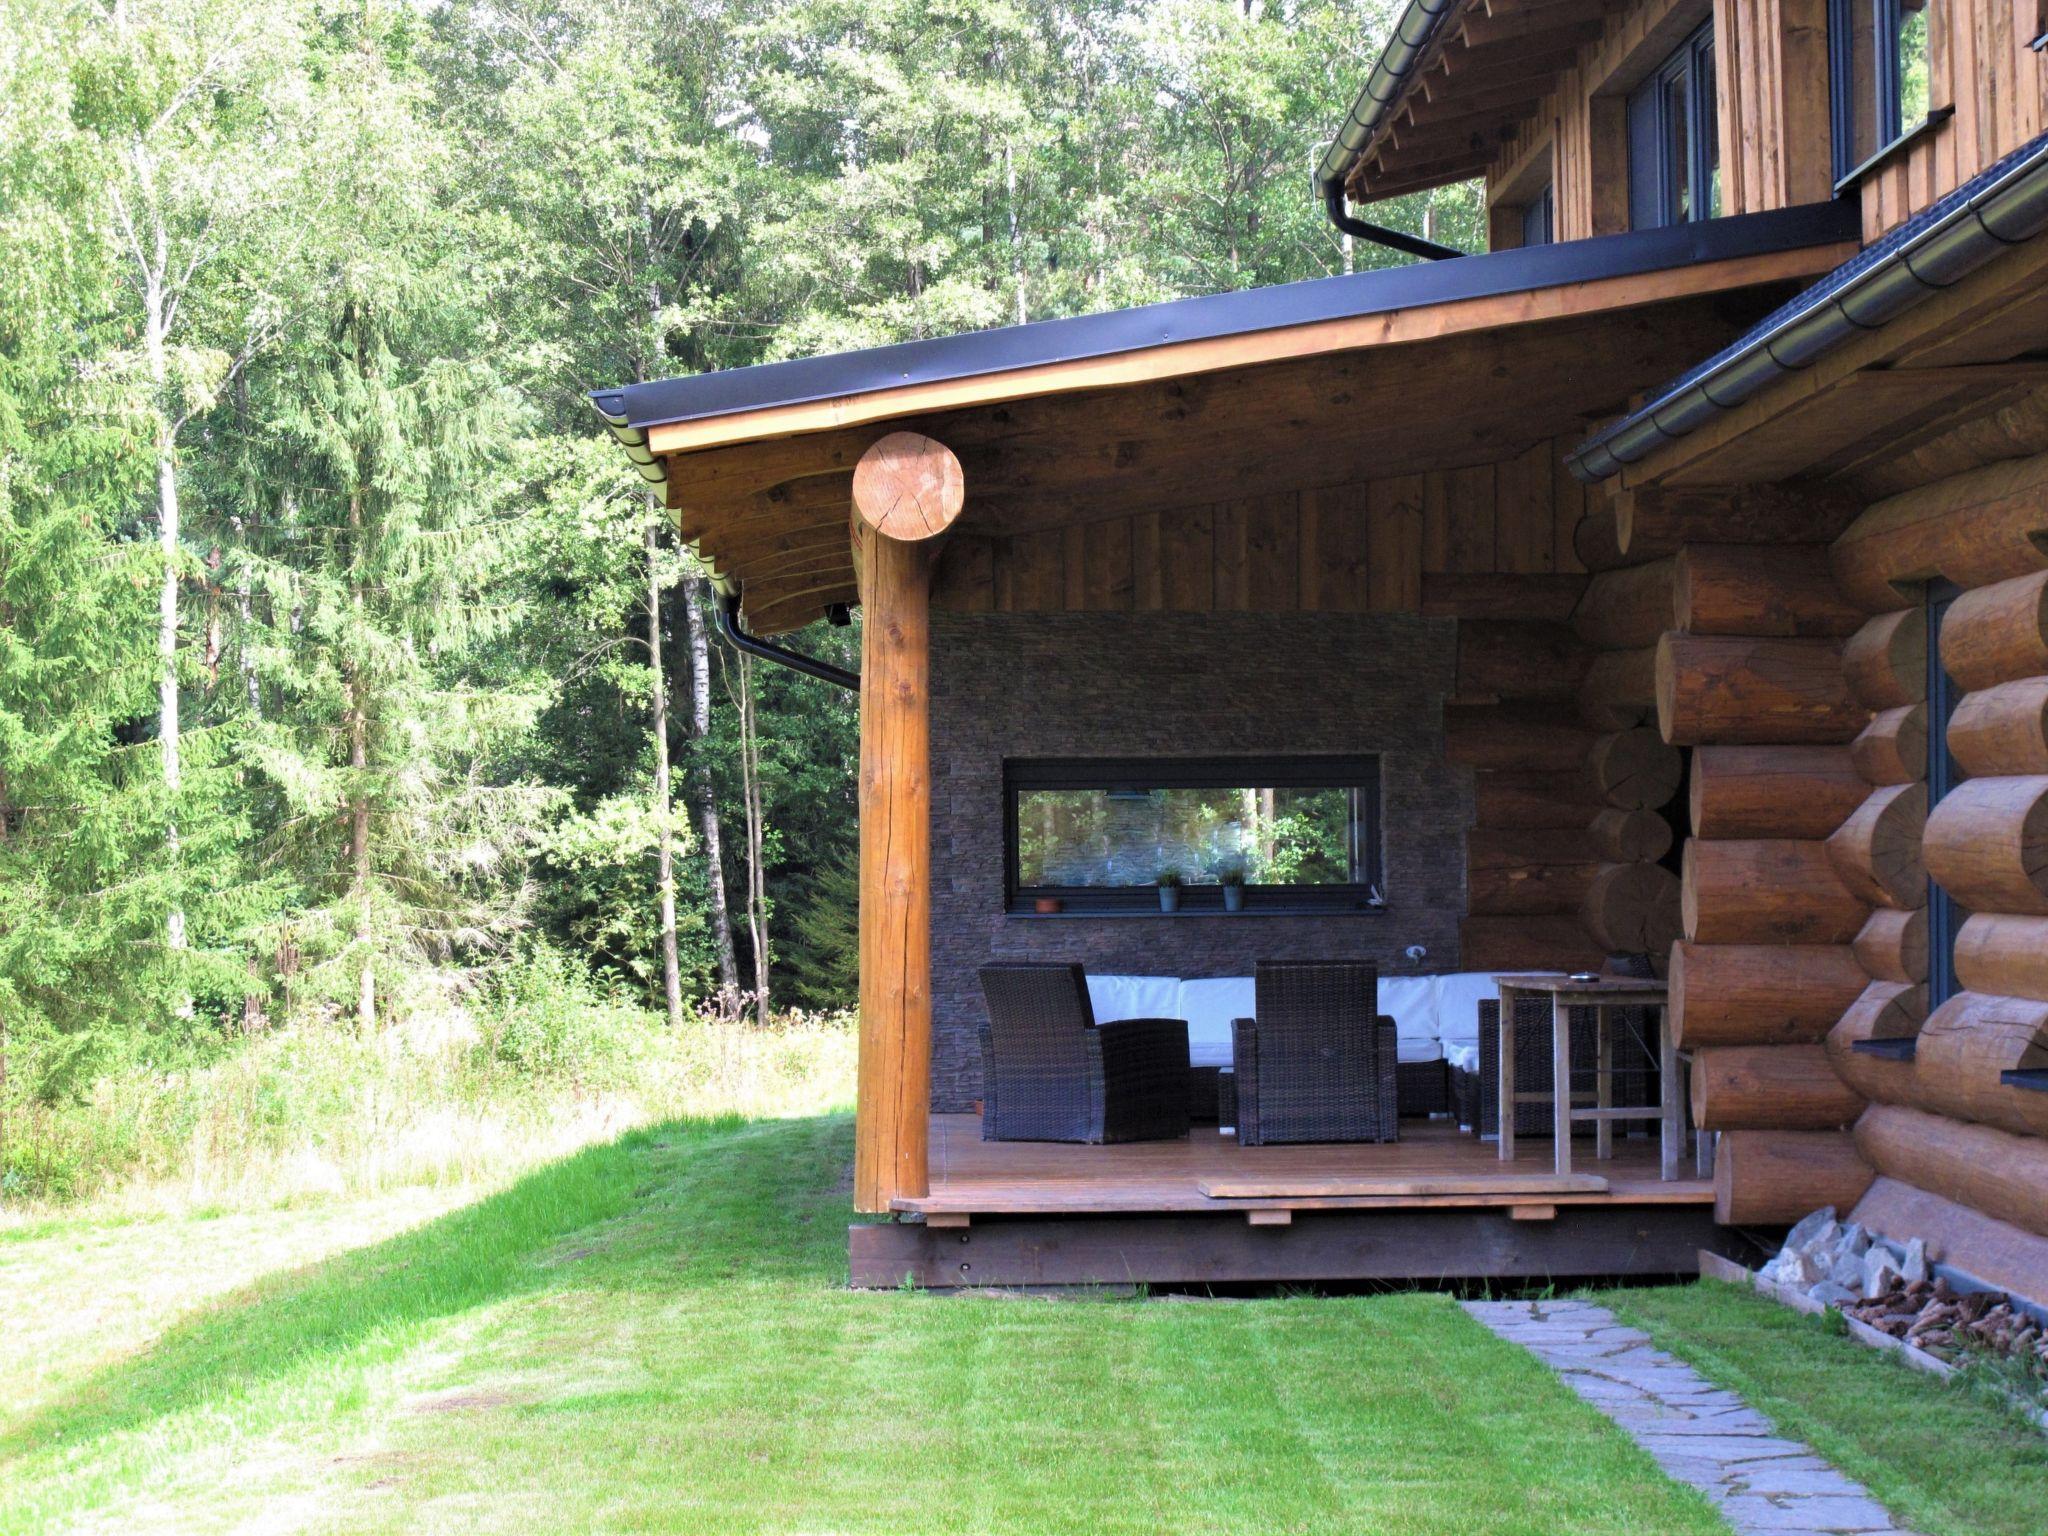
[1005,905,1389,919]
[1833,106,1956,197]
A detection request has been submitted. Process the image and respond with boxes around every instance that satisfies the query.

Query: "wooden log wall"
[1568,502,1882,1223]
[1820,449,2048,1241]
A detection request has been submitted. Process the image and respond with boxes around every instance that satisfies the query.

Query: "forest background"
[0,0,1476,1202]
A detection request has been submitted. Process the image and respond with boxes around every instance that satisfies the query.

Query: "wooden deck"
[854,1116,1733,1287]
[896,1114,1713,1217]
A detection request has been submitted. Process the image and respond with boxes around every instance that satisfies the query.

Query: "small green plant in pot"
[1156,866,1183,913]
[1217,861,1247,913]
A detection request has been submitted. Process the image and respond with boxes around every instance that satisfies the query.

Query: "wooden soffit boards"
[675,241,1850,633]
[1342,0,1625,199]
[1613,232,2048,495]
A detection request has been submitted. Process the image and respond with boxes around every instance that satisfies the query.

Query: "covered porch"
[594,199,1873,1285]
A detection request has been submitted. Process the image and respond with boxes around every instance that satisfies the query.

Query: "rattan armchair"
[976,964,1192,1143]
[1230,960,1399,1145]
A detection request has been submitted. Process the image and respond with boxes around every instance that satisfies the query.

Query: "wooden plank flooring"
[898,1114,1713,1215]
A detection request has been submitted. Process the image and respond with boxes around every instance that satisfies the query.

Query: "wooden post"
[852,432,965,1214]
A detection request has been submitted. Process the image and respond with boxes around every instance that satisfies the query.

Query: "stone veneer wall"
[928,610,1469,1113]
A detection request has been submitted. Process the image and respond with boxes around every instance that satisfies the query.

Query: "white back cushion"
[1176,977,1255,1067]
[1434,970,1578,1043]
[1084,974,1180,1025]
[1377,975,1436,1045]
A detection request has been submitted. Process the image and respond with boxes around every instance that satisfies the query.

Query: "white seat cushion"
[1176,977,1254,1069]
[1434,972,1511,1048]
[1442,1039,1481,1075]
[1396,1036,1443,1064]
[1084,974,1180,1026]
[1377,975,1437,1049]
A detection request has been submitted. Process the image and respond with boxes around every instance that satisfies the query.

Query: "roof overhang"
[1316,0,1620,204]
[1571,130,2048,486]
[594,203,1858,634]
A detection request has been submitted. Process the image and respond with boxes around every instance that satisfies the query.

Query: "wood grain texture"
[1824,782,1928,909]
[1579,862,1682,954]
[1585,726,1684,809]
[1673,543,1864,636]
[1953,912,2048,1000]
[853,526,937,1212]
[1682,838,1868,944]
[1690,1043,1864,1131]
[1940,569,2048,691]
[1587,807,1675,863]
[1832,451,2048,613]
[1948,677,2048,777]
[1655,634,1865,746]
[1825,980,1928,1102]
[851,432,966,541]
[1841,608,1927,709]
[1911,990,2048,1137]
[1922,774,2048,915]
[1853,906,1930,984]
[1855,1103,2048,1238]
[1688,745,1868,839]
[1670,940,1872,1046]
[1715,1128,1874,1225]
[1849,704,1928,785]
[1572,559,1677,648]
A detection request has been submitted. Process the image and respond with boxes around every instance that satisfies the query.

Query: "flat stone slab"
[1464,1299,1923,1536]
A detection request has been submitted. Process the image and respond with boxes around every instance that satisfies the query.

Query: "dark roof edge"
[1568,130,2048,483]
[591,199,1857,454]
[1314,0,1461,199]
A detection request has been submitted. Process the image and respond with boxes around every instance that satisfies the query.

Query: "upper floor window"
[1522,185,1556,247]
[1628,22,1721,229]
[1830,0,1935,182]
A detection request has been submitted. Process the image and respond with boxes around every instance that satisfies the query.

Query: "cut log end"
[851,432,966,542]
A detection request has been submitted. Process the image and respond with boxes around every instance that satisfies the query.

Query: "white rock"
[1840,1223,1871,1257]
[1783,1250,1824,1288]
[1810,1280,1860,1307]
[1829,1248,1867,1289]
[1900,1236,1929,1284]
[1862,1248,1902,1299]
[1784,1207,1838,1252]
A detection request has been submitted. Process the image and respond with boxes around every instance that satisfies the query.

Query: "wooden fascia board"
[656,241,1856,488]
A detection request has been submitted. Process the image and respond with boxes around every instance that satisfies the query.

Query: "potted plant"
[1156,866,1183,914]
[1218,861,1247,913]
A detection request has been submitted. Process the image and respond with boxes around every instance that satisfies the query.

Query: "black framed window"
[1627,22,1721,230]
[1004,756,1383,914]
[1830,0,1934,183]
[1522,185,1556,247]
[1925,580,1965,1007]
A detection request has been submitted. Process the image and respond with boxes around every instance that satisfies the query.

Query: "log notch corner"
[853,431,965,1213]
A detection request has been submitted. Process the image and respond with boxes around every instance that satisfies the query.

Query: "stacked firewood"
[1844,1275,2048,1375]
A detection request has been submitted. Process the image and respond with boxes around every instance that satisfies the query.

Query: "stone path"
[1464,1299,1923,1536]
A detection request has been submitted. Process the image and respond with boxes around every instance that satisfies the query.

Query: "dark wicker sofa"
[976,963,1192,1143]
[1230,960,1399,1145]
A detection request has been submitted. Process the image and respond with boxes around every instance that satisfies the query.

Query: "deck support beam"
[852,433,966,1213]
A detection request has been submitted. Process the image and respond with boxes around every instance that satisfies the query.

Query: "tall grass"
[0,953,856,1216]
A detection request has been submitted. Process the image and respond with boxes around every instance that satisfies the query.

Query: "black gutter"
[716,590,859,692]
[1323,185,1465,262]
[1315,0,1461,199]
[1569,128,2048,482]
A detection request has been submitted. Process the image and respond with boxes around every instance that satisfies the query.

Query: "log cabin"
[594,0,2048,1291]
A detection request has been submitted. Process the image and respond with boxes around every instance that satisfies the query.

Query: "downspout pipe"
[716,590,860,692]
[1323,185,1466,263]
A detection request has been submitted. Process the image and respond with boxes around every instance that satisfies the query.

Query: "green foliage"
[4,0,1479,1197]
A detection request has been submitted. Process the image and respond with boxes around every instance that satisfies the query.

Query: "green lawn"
[1609,1281,2048,1536]
[0,1113,1732,1535]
